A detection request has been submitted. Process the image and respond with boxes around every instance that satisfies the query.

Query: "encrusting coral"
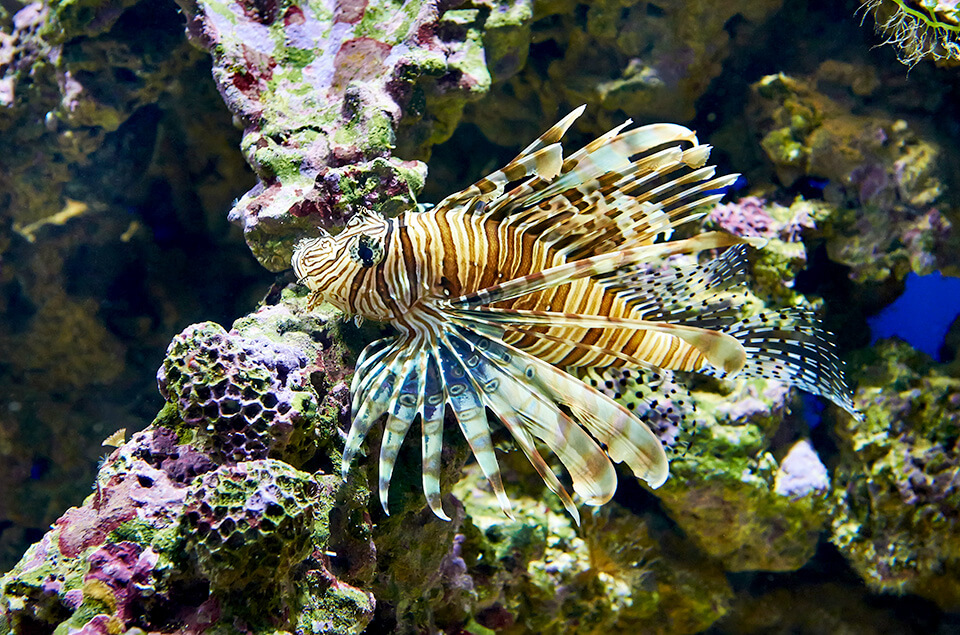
[831,339,960,610]
[748,67,952,283]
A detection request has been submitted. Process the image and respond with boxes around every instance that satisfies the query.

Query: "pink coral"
[706,196,776,239]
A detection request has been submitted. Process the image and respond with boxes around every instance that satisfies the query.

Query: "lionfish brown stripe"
[435,212,462,296]
[398,224,418,305]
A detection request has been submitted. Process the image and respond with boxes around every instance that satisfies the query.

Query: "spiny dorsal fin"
[431,106,586,214]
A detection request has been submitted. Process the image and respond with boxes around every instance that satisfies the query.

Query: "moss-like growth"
[830,339,960,610]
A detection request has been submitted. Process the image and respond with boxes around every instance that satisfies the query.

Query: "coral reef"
[175,0,511,271]
[703,195,833,303]
[650,376,832,573]
[748,67,953,282]
[830,339,960,610]
[462,0,785,145]
[0,293,379,633]
[157,320,320,465]
[0,0,263,570]
[452,462,735,635]
[2,0,960,632]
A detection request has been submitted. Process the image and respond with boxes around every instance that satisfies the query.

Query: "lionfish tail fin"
[720,308,861,419]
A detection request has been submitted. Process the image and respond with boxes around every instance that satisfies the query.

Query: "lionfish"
[292,106,859,523]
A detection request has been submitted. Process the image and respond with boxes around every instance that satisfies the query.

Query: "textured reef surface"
[1,0,960,633]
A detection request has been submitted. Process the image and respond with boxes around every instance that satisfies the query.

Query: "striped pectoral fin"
[379,414,416,515]
[510,386,618,506]
[497,342,669,488]
[558,391,668,488]
[343,354,402,479]
[419,351,449,520]
[377,351,426,515]
[436,337,514,518]
[350,337,399,412]
[500,419,582,524]
[448,326,620,506]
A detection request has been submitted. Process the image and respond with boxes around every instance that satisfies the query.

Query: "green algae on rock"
[830,339,960,610]
[748,68,951,283]
[651,377,832,573]
[176,0,519,271]
[0,292,378,633]
[463,0,785,144]
[450,462,734,635]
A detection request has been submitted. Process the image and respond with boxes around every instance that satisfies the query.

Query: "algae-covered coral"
[1,0,960,633]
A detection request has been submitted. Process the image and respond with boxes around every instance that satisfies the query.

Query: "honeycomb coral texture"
[157,322,315,463]
[182,460,317,590]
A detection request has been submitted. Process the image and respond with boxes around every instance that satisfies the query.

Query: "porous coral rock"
[180,459,319,590]
[830,339,960,610]
[157,320,320,465]
[703,195,833,303]
[0,291,380,633]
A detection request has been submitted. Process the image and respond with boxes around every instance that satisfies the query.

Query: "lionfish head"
[291,210,389,312]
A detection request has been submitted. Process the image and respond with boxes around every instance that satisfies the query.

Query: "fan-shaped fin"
[436,337,514,518]
[454,326,668,489]
[343,344,406,478]
[718,308,861,419]
[445,328,617,509]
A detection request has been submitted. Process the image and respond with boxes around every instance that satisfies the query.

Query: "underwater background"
[0,0,959,632]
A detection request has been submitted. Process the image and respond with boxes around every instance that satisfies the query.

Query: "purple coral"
[706,196,776,239]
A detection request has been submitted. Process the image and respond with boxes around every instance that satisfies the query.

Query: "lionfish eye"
[350,234,383,268]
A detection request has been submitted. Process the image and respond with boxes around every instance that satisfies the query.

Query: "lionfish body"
[293,107,859,523]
